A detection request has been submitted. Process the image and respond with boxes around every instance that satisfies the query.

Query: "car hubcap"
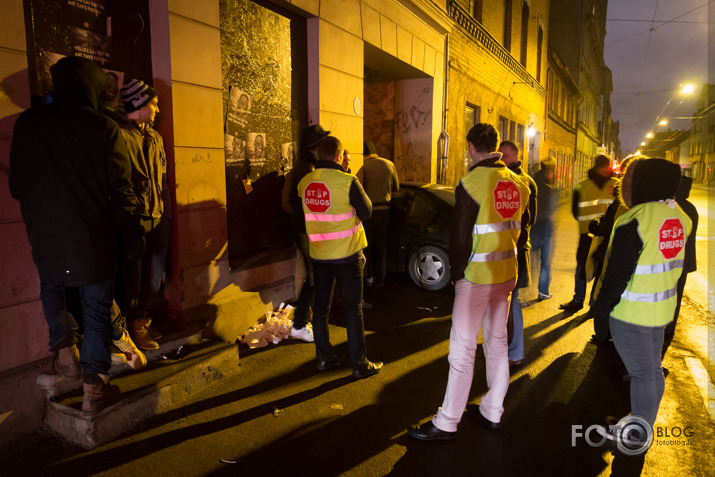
[416,254,444,282]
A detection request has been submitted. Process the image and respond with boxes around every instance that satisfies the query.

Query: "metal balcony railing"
[448,1,547,98]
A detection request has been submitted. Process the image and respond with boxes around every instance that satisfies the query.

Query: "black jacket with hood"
[9,57,141,286]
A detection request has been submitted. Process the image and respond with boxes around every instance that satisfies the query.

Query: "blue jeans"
[312,253,368,368]
[530,221,553,295]
[573,233,592,303]
[610,317,665,426]
[508,288,524,361]
[40,276,114,377]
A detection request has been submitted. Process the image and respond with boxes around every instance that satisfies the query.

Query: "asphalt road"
[2,194,713,476]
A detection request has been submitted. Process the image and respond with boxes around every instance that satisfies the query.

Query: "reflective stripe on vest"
[308,223,363,242]
[576,212,607,222]
[473,221,521,234]
[469,248,517,263]
[578,198,614,207]
[621,286,677,303]
[634,259,684,275]
[609,201,692,327]
[305,209,356,222]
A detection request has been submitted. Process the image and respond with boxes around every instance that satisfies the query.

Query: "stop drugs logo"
[493,180,521,219]
[658,218,685,260]
[304,182,331,213]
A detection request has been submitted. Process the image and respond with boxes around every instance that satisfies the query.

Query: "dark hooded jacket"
[9,57,141,286]
[675,176,698,274]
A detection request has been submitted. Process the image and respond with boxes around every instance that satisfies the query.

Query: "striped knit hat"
[121,79,157,113]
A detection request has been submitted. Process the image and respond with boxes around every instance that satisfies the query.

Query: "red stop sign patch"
[493,180,521,219]
[658,218,685,259]
[304,182,331,213]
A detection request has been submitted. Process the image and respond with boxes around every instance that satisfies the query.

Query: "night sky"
[604,0,710,154]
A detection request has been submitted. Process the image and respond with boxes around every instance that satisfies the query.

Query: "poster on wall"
[224,134,247,165]
[248,132,266,169]
[280,142,296,170]
[24,0,130,103]
[227,86,251,131]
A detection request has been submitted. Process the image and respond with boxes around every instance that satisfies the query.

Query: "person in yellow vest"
[298,136,383,379]
[594,158,692,446]
[408,123,530,440]
[560,155,619,312]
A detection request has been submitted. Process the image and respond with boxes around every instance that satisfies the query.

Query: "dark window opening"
[520,1,529,67]
[503,0,513,51]
[220,0,308,271]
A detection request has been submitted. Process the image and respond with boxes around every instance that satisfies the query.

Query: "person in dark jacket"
[9,56,143,415]
[116,79,171,351]
[662,175,698,357]
[281,125,331,343]
[560,155,619,312]
[588,155,638,342]
[531,157,558,301]
[498,140,537,367]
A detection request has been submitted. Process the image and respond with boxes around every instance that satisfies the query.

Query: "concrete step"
[41,338,239,449]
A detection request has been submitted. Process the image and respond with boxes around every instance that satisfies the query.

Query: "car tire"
[408,245,451,291]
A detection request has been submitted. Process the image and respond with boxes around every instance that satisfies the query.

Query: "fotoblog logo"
[572,416,654,456]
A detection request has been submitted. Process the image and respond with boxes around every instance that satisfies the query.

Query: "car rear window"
[428,188,455,207]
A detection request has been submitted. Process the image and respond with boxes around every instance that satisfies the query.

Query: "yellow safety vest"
[461,166,529,285]
[609,201,692,327]
[298,168,367,260]
[575,176,619,234]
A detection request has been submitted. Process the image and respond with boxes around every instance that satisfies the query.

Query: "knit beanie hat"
[121,79,157,113]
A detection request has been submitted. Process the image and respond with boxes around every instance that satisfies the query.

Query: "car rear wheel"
[408,245,451,291]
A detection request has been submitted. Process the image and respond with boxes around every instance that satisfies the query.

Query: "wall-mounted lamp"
[527,122,536,138]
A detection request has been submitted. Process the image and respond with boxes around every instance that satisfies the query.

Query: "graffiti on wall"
[395,82,433,182]
[364,82,395,160]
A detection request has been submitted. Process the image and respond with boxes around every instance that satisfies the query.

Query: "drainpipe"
[439,33,450,185]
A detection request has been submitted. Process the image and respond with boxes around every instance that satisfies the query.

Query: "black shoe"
[559,300,584,311]
[353,360,383,379]
[407,421,456,441]
[316,354,343,371]
[465,404,501,430]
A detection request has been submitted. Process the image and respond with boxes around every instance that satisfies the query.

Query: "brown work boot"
[54,345,81,379]
[130,317,159,350]
[81,374,121,416]
[112,330,147,370]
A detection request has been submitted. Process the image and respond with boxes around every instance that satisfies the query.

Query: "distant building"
[689,84,715,183]
[548,0,612,183]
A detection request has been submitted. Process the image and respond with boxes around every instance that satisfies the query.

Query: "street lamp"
[659,119,668,126]
[681,84,695,95]
[646,132,653,138]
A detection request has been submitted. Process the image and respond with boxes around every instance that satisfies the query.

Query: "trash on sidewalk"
[219,459,238,464]
[240,304,294,349]
[161,345,191,360]
[329,403,344,410]
[272,406,282,417]
[416,306,435,311]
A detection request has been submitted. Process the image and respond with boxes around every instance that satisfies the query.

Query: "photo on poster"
[280,142,296,169]
[248,133,266,161]
[227,86,250,130]
[39,51,67,94]
[101,68,124,104]
[224,134,247,165]
[229,86,251,112]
